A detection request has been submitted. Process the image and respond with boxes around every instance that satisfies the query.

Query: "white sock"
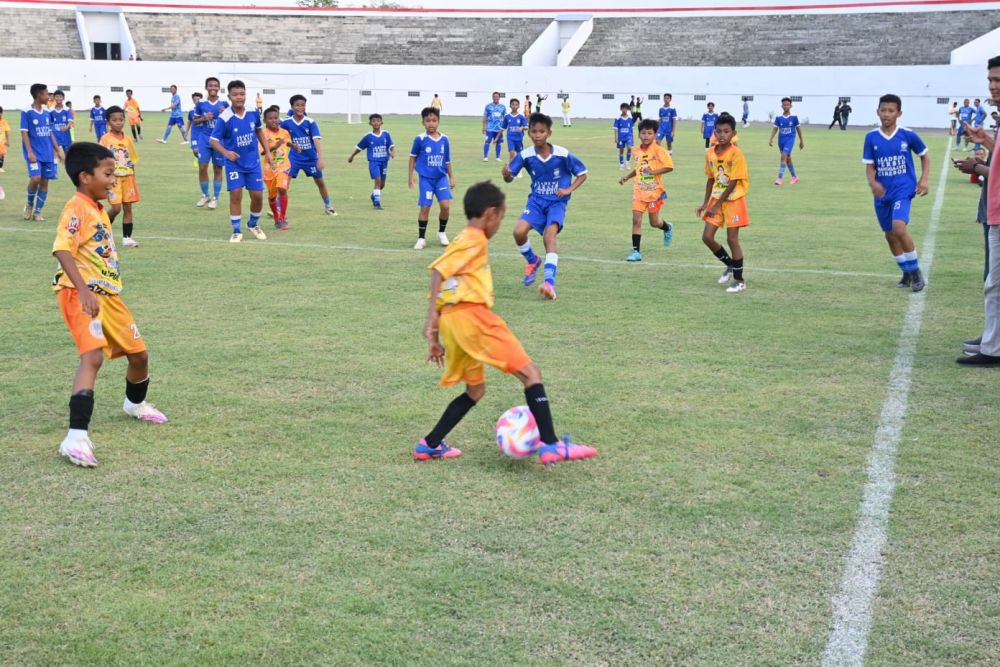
[517,242,533,254]
[545,252,559,266]
[373,188,381,197]
[67,428,88,439]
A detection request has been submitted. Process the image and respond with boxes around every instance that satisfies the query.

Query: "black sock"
[732,257,744,282]
[713,246,733,267]
[524,383,558,445]
[126,377,149,404]
[418,219,428,239]
[632,234,641,252]
[131,127,137,140]
[123,222,134,238]
[425,392,477,448]
[69,389,95,430]
[438,218,448,233]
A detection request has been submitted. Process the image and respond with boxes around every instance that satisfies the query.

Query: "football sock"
[162,127,171,141]
[125,377,149,405]
[788,163,797,177]
[893,253,906,272]
[424,392,478,448]
[213,179,222,199]
[626,150,632,163]
[543,252,558,285]
[123,223,133,238]
[619,153,624,165]
[268,198,279,219]
[518,242,538,264]
[713,246,733,267]
[495,142,502,159]
[279,194,288,220]
[69,389,95,430]
[231,215,242,233]
[778,163,787,178]
[733,257,745,282]
[524,383,558,445]
[35,190,48,213]
[418,219,428,239]
[372,188,381,203]
[247,211,261,229]
[131,126,138,140]
[322,196,332,208]
[483,139,491,158]
[632,234,641,252]
[200,180,209,197]
[902,250,919,272]
[438,217,448,233]
[26,186,37,209]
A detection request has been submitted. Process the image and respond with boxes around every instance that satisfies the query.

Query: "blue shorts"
[617,138,634,149]
[167,116,185,127]
[94,124,107,140]
[27,159,58,179]
[56,138,72,153]
[198,142,225,166]
[368,160,388,181]
[521,196,567,235]
[506,136,524,153]
[225,164,264,192]
[485,130,502,143]
[656,127,673,142]
[778,140,795,156]
[190,137,200,150]
[874,196,912,232]
[289,160,323,180]
[417,174,452,207]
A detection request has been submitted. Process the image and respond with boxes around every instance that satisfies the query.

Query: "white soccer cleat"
[249,225,267,240]
[23,204,32,220]
[123,400,168,424]
[196,195,211,207]
[180,141,189,145]
[726,281,747,294]
[156,139,167,144]
[59,432,98,467]
[324,206,337,216]
[0,185,5,200]
[438,231,450,246]
[122,237,139,248]
[414,237,427,250]
[207,198,218,210]
[230,232,243,243]
[718,268,734,284]
[483,157,489,162]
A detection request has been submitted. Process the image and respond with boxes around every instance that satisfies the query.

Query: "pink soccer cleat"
[123,401,168,424]
[538,434,597,466]
[59,432,98,467]
[774,177,783,186]
[413,438,462,460]
[790,176,800,185]
[538,282,557,300]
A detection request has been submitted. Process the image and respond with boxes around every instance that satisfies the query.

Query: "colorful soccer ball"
[495,405,541,458]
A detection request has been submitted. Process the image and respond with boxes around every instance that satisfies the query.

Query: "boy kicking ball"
[618,118,674,261]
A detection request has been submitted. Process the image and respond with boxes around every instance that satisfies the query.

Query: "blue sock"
[35,190,48,212]
[26,186,37,209]
[162,127,171,141]
[322,196,331,208]
[231,215,242,233]
[543,252,558,285]
[518,241,537,264]
[247,211,261,229]
[619,153,624,165]
[213,180,222,199]
[893,254,906,272]
[199,180,209,197]
[495,142,502,158]
[778,163,787,178]
[626,150,631,163]
[483,139,490,158]
[788,163,797,177]
[903,251,919,272]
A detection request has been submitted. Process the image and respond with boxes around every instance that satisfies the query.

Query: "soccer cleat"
[325,206,337,216]
[277,220,289,231]
[522,257,542,286]
[196,195,211,207]
[413,438,462,460]
[414,237,427,250]
[122,237,139,248]
[483,157,489,162]
[156,139,167,144]
[230,232,243,243]
[790,176,800,185]
[438,231,450,246]
[726,281,747,293]
[373,202,383,210]
[0,185,5,201]
[626,249,642,262]
[207,198,218,210]
[956,352,1000,366]
[538,282,557,300]
[964,341,981,355]
[497,156,504,162]
[662,223,673,247]
[965,336,983,346]
[896,272,913,288]
[774,177,783,185]
[910,270,925,292]
[718,268,734,284]
[248,225,267,240]
[23,204,32,220]
[538,434,597,466]
[59,433,98,467]
[619,163,625,171]
[32,212,45,222]
[123,400,168,424]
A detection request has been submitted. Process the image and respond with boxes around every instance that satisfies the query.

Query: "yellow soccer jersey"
[261,127,292,175]
[632,143,673,202]
[124,98,141,123]
[52,192,122,295]
[704,144,749,201]
[428,227,494,311]
[0,117,9,148]
[99,131,139,177]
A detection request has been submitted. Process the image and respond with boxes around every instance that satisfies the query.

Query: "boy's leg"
[161,122,172,142]
[890,220,923,291]
[25,175,40,218]
[62,348,104,466]
[122,202,134,239]
[702,219,735,282]
[416,202,431,248]
[107,202,122,224]
[786,156,797,179]
[628,209,643,260]
[212,164,224,202]
[228,185,244,238]
[422,383,484,450]
[483,132,491,159]
[539,221,560,299]
[313,176,335,213]
[726,227,745,288]
[121,349,165,423]
[131,125,138,140]
[512,363,597,462]
[494,136,502,159]
[513,217,542,285]
[437,199,450,245]
[34,177,50,217]
[197,162,210,203]
[247,188,266,239]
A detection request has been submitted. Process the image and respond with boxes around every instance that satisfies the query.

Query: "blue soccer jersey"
[170,94,183,119]
[49,107,73,147]
[862,127,928,201]
[773,114,800,147]
[356,130,394,162]
[502,113,527,140]
[974,105,986,126]
[281,115,322,164]
[702,113,719,138]
[957,105,975,125]
[188,109,202,139]
[194,98,230,137]
[614,116,635,141]
[508,144,587,202]
[484,103,506,133]
[658,106,677,133]
[210,108,262,171]
[410,133,451,178]
[90,106,106,126]
[21,107,55,162]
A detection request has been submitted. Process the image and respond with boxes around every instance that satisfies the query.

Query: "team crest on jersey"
[67,216,80,234]
[901,142,908,150]
[33,119,38,125]
[553,169,560,177]
[425,146,432,153]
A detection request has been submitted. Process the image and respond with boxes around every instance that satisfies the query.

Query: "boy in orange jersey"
[695,112,750,293]
[416,180,597,465]
[0,106,9,173]
[618,118,674,261]
[99,106,141,247]
[123,89,143,141]
[53,142,167,468]
[261,106,294,230]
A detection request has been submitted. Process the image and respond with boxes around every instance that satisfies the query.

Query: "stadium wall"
[0,58,989,129]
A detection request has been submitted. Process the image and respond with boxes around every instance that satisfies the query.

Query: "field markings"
[0,226,896,279]
[821,140,951,666]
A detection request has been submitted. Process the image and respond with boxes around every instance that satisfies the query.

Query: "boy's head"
[66,142,116,198]
[205,77,221,96]
[663,93,672,104]
[170,84,178,93]
[106,105,125,132]
[510,98,520,110]
[368,112,383,131]
[714,112,737,146]
[0,106,3,116]
[492,91,501,104]
[421,106,440,132]
[707,102,715,111]
[53,90,65,105]
[66,101,72,108]
[528,112,552,146]
[877,94,903,127]
[93,95,101,104]
[463,180,506,238]
[619,102,630,114]
[637,118,659,144]
[126,89,133,97]
[264,106,280,130]
[30,83,49,104]
[192,92,203,103]
[290,94,307,116]
[974,98,981,105]
[227,80,246,107]
[963,98,970,105]
[989,55,1000,104]
[781,96,792,112]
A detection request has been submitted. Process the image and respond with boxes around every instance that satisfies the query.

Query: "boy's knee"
[81,349,104,368]
[520,363,542,385]
[128,350,149,366]
[466,384,486,402]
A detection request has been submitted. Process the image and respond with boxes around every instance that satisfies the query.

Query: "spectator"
[829,101,842,130]
[839,101,852,130]
[431,93,443,115]
[948,101,959,135]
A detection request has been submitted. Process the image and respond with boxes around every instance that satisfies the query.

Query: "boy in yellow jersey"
[261,106,294,230]
[123,89,143,141]
[416,180,597,465]
[99,106,141,247]
[52,142,167,468]
[618,118,674,261]
[0,106,9,174]
[695,112,750,293]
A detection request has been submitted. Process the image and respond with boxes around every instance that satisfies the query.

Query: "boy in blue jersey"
[50,90,74,158]
[613,102,635,170]
[956,98,974,149]
[971,97,986,151]
[657,93,678,153]
[186,92,203,163]
[500,97,527,174]
[741,98,750,127]
[701,102,718,149]
[208,80,274,243]
[482,92,506,162]
[21,83,64,221]
[502,112,588,301]
[769,97,805,185]
[862,94,930,292]
[89,95,107,141]
[348,113,395,210]
[193,77,229,209]
[409,107,455,249]
[281,94,335,216]
[158,84,188,144]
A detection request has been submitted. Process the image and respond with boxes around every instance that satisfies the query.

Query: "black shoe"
[964,336,983,346]
[956,352,1000,366]
[910,270,925,292]
[897,272,912,288]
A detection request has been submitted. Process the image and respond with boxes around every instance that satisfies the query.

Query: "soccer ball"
[495,405,541,458]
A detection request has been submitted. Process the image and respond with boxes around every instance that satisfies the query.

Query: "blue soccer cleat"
[523,256,542,286]
[662,222,673,247]
[626,249,642,262]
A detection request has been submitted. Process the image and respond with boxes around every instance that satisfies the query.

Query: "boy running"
[348,113,395,210]
[261,106,294,230]
[281,94,335,216]
[613,102,635,170]
[22,83,64,222]
[482,92,506,162]
[89,95,107,140]
[501,98,527,172]
[769,97,804,185]
[657,93,678,152]
[99,106,142,247]
[124,89,143,141]
[618,118,674,261]
[409,106,455,249]
[416,180,597,465]
[193,77,229,209]
[158,84,188,144]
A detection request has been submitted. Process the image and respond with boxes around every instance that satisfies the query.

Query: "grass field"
[0,111,996,665]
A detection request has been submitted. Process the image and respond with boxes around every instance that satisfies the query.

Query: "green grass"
[0,113,995,665]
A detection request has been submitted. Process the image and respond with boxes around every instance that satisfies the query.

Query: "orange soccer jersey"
[702,143,750,229]
[0,117,10,155]
[124,98,141,124]
[261,127,292,195]
[100,131,141,204]
[631,142,673,203]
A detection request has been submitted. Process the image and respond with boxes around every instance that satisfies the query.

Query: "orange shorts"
[632,193,667,214]
[438,303,533,387]
[108,175,140,205]
[265,171,290,199]
[701,196,749,229]
[58,288,146,359]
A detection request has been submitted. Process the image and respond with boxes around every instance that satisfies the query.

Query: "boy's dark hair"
[492,91,500,97]
[126,88,133,94]
[65,142,114,186]
[105,105,124,120]
[93,95,101,101]
[781,96,792,104]
[170,84,177,90]
[510,97,520,105]
[66,101,72,107]
[707,101,715,107]
[716,112,737,131]
[267,104,281,113]
[30,83,47,100]
[637,118,659,133]
[192,92,202,99]
[0,106,3,113]
[421,106,440,119]
[205,76,220,87]
[464,181,506,220]
[663,93,672,98]
[53,90,65,98]
[289,94,306,107]
[369,113,382,121]
[988,55,1000,69]
[227,80,245,92]
[620,102,630,110]
[878,94,902,110]
[264,106,279,118]
[529,112,552,129]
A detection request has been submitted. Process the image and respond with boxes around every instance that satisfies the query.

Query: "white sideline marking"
[0,227,896,279]
[821,141,951,666]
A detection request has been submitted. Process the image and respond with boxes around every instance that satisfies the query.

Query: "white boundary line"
[0,226,897,279]
[821,140,952,666]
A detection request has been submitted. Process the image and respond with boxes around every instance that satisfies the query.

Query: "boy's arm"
[408,156,416,188]
[555,173,586,198]
[796,125,805,149]
[313,136,325,171]
[424,270,445,367]
[618,169,637,184]
[53,251,99,317]
[347,147,361,163]
[50,130,64,161]
[389,144,396,159]
[768,126,778,145]
[256,128,274,168]
[21,129,36,162]
[695,177,714,214]
[916,152,930,196]
[447,161,455,189]
[482,112,487,134]
[865,163,885,198]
